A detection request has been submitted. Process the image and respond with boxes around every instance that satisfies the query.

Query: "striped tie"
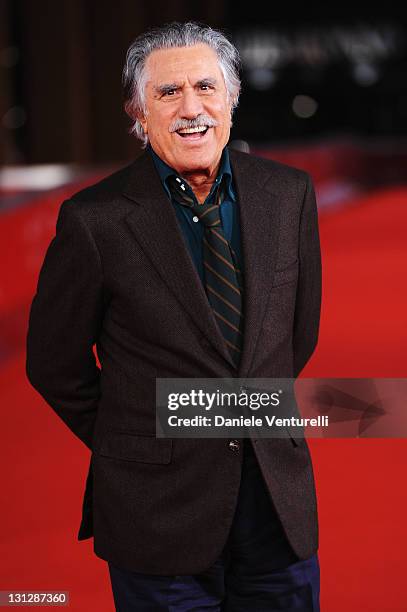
[167,175,243,368]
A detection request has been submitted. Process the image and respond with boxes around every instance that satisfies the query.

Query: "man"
[26,22,322,611]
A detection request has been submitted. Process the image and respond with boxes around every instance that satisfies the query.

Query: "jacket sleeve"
[293,174,322,378]
[26,200,104,450]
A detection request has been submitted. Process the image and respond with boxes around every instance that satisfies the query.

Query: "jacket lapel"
[123,151,236,368]
[122,148,281,376]
[228,150,281,378]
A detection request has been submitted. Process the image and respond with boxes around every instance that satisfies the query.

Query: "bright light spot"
[292,95,318,119]
[0,165,74,190]
[247,68,277,90]
[352,62,380,86]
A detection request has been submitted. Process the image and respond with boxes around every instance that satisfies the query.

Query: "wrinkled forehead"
[144,44,225,88]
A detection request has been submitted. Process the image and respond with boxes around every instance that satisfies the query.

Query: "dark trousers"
[108,440,320,611]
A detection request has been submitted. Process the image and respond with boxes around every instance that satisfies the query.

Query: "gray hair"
[122,22,241,147]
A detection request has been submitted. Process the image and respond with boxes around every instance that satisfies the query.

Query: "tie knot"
[167,176,222,228]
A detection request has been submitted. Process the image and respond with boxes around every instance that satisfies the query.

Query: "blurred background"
[1,2,406,611]
[1,1,407,166]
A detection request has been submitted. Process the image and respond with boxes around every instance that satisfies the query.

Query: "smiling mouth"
[176,126,209,140]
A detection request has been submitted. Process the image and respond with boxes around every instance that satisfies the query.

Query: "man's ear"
[137,112,148,135]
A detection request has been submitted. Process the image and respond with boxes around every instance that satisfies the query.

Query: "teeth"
[178,126,208,134]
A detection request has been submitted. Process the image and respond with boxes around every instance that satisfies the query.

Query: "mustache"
[169,115,219,132]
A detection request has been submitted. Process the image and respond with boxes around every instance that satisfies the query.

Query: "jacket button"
[228,439,241,452]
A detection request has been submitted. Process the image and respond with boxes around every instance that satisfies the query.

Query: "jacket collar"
[147,144,236,203]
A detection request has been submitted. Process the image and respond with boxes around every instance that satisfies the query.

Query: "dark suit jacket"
[26,147,322,575]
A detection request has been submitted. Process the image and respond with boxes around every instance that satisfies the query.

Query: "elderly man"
[26,22,322,611]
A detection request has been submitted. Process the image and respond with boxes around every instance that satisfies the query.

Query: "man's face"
[138,44,233,176]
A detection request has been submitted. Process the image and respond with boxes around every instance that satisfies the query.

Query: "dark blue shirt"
[148,145,242,285]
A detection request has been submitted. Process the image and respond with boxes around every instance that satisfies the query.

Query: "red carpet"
[1,184,406,610]
[304,186,407,610]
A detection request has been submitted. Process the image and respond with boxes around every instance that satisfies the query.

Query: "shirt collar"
[148,143,236,203]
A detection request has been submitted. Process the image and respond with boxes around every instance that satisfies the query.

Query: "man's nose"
[178,89,204,118]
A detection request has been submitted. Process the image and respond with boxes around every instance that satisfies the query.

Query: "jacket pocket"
[272,259,299,287]
[98,430,173,464]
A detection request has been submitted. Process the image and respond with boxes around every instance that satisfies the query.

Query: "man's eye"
[163,89,176,96]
